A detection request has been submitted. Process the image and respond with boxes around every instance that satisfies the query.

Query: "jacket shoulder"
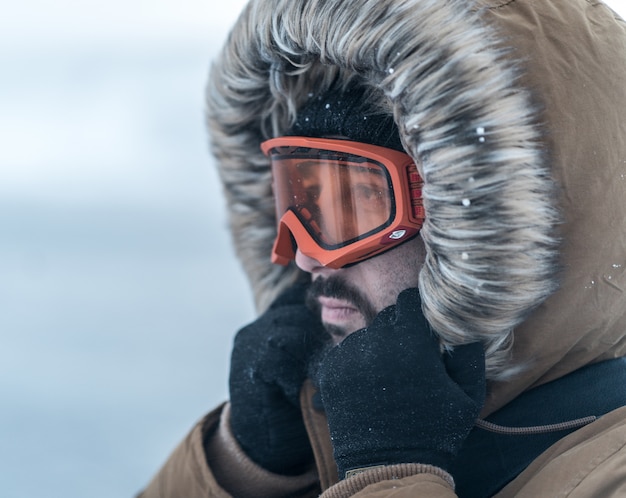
[137,404,231,498]
[138,402,320,498]
[497,406,626,496]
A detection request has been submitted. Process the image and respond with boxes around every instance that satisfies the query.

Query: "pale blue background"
[1,1,624,497]
[0,2,252,497]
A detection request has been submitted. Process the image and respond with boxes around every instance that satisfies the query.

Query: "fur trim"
[206,0,560,379]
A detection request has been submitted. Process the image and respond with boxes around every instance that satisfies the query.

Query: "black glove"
[229,282,328,475]
[317,288,485,477]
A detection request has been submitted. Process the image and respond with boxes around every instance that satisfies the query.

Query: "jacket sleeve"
[137,403,319,498]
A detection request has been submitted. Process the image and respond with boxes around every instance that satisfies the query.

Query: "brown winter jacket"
[139,0,626,495]
[139,381,626,497]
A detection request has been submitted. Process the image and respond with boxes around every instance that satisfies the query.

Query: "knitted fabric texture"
[288,83,405,152]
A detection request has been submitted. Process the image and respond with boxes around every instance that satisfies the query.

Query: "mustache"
[305,275,377,324]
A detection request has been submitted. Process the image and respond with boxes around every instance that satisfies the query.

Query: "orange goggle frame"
[261,136,425,268]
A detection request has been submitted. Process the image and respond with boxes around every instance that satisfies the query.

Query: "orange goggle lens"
[261,137,424,268]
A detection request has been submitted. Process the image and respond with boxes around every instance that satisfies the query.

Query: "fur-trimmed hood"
[206,0,626,413]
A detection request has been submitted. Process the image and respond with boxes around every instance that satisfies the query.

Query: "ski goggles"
[261,136,425,268]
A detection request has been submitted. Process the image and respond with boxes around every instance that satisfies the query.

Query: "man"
[139,0,626,496]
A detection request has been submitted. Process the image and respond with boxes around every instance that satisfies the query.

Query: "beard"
[305,275,378,341]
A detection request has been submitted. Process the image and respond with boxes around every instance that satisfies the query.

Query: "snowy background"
[1,1,624,497]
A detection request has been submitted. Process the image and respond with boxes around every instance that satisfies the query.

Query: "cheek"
[360,237,425,313]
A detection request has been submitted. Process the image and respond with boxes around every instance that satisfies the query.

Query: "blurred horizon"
[1,1,625,497]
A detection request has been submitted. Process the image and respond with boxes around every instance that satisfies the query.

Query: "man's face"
[296,235,426,343]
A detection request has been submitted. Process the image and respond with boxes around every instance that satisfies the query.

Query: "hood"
[206,0,626,414]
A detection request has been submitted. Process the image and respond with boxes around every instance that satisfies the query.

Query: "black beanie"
[287,84,405,152]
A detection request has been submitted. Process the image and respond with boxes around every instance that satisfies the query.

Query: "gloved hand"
[317,288,485,477]
[229,282,328,475]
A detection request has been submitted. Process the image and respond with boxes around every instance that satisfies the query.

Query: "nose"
[295,249,333,277]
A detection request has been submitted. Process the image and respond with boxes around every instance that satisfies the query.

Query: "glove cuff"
[322,463,454,497]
